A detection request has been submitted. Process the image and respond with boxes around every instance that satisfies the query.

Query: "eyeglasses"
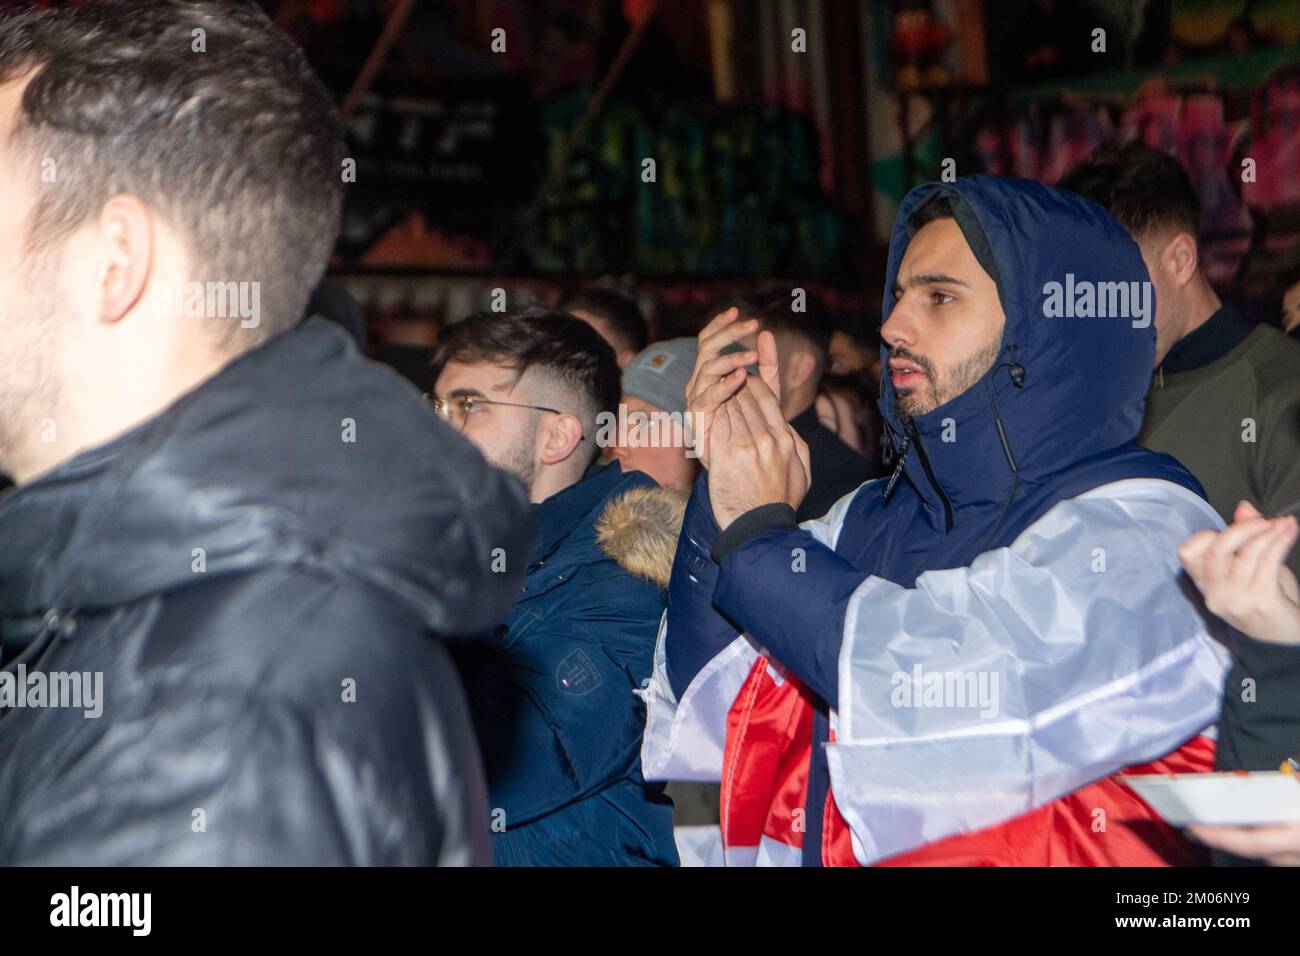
[426,393,582,440]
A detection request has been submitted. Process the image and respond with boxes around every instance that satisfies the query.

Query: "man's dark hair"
[0,0,347,350]
[1058,139,1201,242]
[432,308,621,449]
[726,286,834,382]
[745,287,833,356]
[906,194,955,235]
[562,287,649,355]
[833,312,880,352]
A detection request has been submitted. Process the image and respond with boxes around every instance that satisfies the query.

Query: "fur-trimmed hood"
[595,485,686,589]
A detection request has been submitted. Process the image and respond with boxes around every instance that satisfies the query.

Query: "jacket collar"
[1158,300,1254,377]
[881,373,1019,530]
[529,461,631,567]
[788,404,820,438]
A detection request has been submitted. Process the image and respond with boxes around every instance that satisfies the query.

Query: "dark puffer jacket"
[456,464,683,866]
[0,318,533,865]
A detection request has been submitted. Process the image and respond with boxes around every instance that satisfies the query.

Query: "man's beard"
[492,420,539,497]
[893,337,1002,420]
[0,254,67,480]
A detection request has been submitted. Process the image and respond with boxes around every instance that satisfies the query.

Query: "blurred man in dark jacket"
[0,0,530,865]
[432,309,680,866]
[564,287,650,369]
[722,289,872,521]
[1181,501,1300,865]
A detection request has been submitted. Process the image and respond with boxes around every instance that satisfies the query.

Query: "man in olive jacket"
[1063,141,1300,580]
[1064,141,1300,862]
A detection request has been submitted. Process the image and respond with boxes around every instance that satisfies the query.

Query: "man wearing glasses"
[431,308,680,866]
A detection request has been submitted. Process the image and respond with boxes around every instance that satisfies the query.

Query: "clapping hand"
[685,307,780,468]
[1179,500,1300,645]
[707,374,810,531]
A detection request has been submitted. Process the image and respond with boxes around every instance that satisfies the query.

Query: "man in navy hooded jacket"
[639,176,1234,866]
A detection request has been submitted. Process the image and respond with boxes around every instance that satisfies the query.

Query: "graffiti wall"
[966,67,1300,287]
[521,93,853,279]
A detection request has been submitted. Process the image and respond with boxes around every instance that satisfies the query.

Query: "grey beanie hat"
[621,337,698,416]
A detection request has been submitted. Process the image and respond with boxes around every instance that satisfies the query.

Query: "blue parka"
[457,462,680,866]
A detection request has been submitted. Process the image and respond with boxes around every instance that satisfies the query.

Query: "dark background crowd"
[273,0,1299,490]
[4,0,1300,490]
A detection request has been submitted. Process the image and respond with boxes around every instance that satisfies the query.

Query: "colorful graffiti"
[876,58,1300,289]
[963,67,1300,283]
[523,93,853,280]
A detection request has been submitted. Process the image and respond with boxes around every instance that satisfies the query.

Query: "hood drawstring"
[882,424,912,501]
[908,424,955,532]
[993,344,1026,389]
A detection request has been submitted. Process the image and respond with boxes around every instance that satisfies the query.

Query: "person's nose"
[881,297,920,353]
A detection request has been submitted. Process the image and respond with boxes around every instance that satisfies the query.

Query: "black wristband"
[710,503,798,563]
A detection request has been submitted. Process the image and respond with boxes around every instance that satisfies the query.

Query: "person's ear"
[538,413,585,466]
[95,194,154,325]
[787,348,817,392]
[1163,232,1199,289]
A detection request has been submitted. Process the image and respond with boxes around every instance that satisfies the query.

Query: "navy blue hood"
[876,175,1188,540]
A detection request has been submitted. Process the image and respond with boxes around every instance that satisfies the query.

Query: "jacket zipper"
[885,419,953,532]
[882,425,911,500]
[908,423,954,532]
